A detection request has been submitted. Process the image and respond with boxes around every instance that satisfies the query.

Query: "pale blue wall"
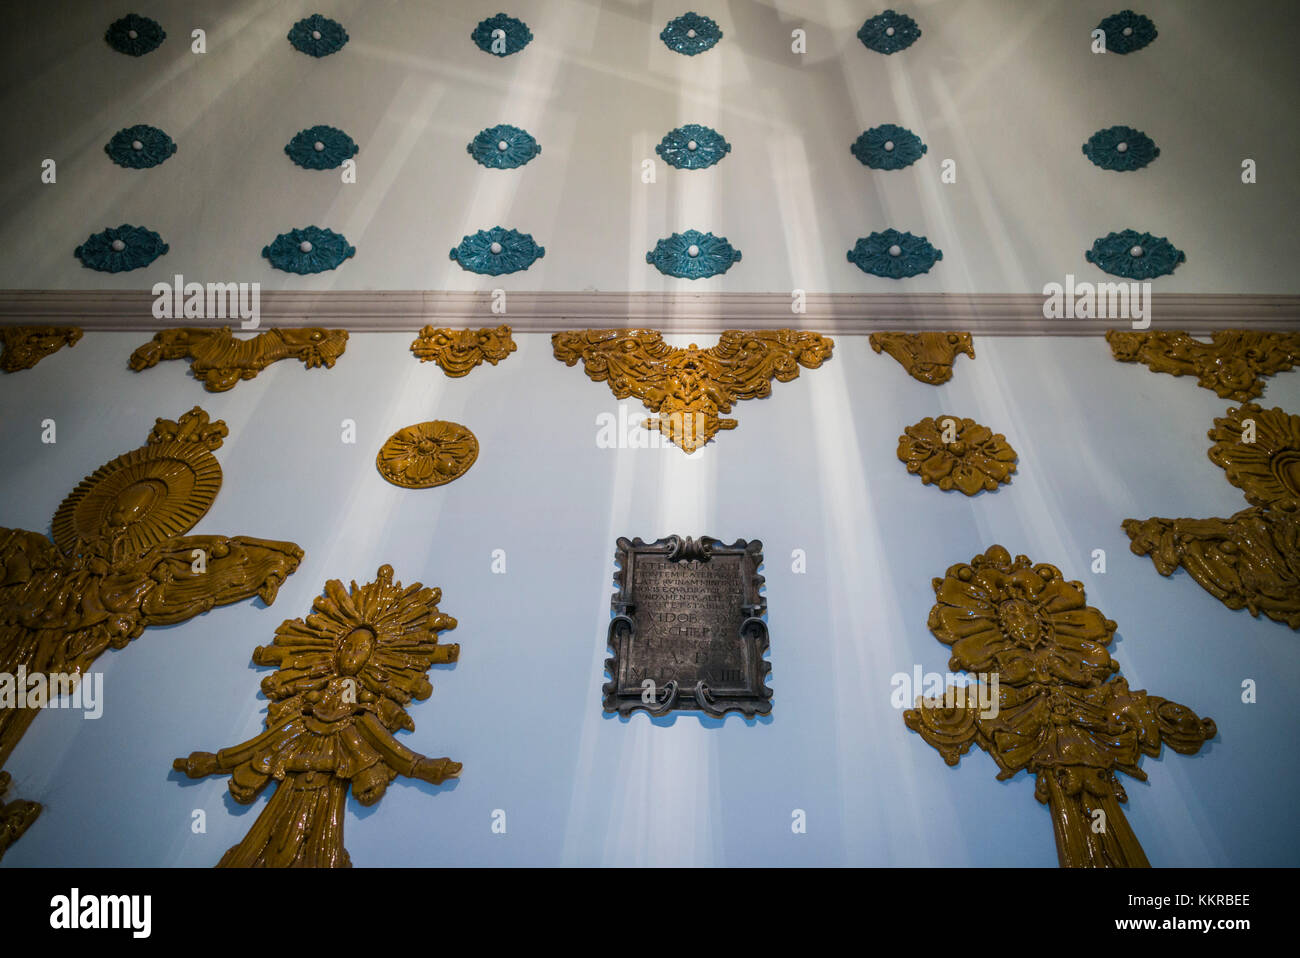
[1,331,1297,866]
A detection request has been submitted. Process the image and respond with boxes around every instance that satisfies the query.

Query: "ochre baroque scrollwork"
[552,329,834,453]
[904,545,1216,867]
[1123,504,1300,629]
[0,772,39,857]
[0,407,304,859]
[1207,403,1300,507]
[376,421,479,488]
[129,326,349,391]
[1,326,83,372]
[869,332,974,385]
[173,565,461,867]
[1124,403,1300,629]
[896,415,1017,495]
[410,324,516,377]
[1105,329,1300,401]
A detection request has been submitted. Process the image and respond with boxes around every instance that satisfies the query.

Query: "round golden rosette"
[376,420,478,488]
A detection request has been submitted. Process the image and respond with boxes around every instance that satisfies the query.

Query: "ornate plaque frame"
[604,535,771,717]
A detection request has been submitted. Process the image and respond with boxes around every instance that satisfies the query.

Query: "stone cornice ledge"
[0,291,1296,335]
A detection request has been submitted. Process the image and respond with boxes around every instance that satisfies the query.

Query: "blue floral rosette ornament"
[660,12,722,55]
[1097,10,1157,54]
[104,125,177,169]
[852,124,926,170]
[449,227,545,275]
[656,124,730,170]
[858,10,920,54]
[848,229,941,278]
[646,230,741,279]
[262,226,355,274]
[1082,125,1159,171]
[472,13,533,56]
[467,125,540,169]
[288,14,348,56]
[75,225,168,272]
[285,125,359,170]
[105,14,166,56]
[1085,229,1183,279]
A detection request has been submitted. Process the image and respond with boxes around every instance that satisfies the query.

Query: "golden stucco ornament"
[0,408,304,859]
[1,325,82,372]
[552,328,834,454]
[897,415,1017,495]
[0,772,39,858]
[410,324,516,377]
[870,332,974,385]
[1124,403,1300,630]
[376,421,479,488]
[129,326,349,391]
[904,545,1217,867]
[173,565,461,867]
[1106,329,1300,401]
[1206,403,1300,507]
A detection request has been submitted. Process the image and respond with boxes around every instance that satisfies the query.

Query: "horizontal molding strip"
[0,291,1297,335]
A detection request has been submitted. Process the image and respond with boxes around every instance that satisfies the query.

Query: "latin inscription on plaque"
[604,535,771,716]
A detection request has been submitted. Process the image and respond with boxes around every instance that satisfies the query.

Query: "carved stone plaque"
[604,536,771,717]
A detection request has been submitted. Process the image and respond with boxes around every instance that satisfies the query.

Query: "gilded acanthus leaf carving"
[897,415,1017,495]
[1123,503,1300,629]
[1,325,83,372]
[129,326,349,391]
[1125,403,1300,629]
[552,328,834,453]
[904,545,1217,867]
[1207,403,1300,507]
[411,324,516,377]
[1105,329,1300,401]
[0,407,304,859]
[173,565,461,867]
[869,332,974,385]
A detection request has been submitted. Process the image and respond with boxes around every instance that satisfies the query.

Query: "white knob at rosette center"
[687,29,696,38]
[885,26,895,37]
[312,30,322,40]
[883,140,895,152]
[313,141,325,151]
[490,242,503,254]
[888,244,902,257]
[299,241,313,253]
[111,239,126,251]
[1130,245,1144,258]
[687,244,700,258]
[1122,26,1133,36]
[498,140,509,151]
[687,140,698,151]
[1116,142,1128,153]
[131,140,143,151]
[127,29,138,39]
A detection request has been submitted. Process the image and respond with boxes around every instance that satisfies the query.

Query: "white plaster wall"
[0,0,1296,293]
[1,331,1297,866]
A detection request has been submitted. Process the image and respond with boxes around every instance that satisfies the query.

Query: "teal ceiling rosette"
[288,14,348,56]
[1086,229,1183,279]
[105,14,165,56]
[263,226,355,274]
[450,227,545,275]
[646,230,741,279]
[468,125,541,169]
[75,225,168,272]
[105,125,177,169]
[473,14,532,56]
[852,124,926,170]
[656,124,730,170]
[858,10,920,54]
[848,229,942,278]
[285,125,359,170]
[660,12,722,55]
[1082,125,1159,171]
[1096,10,1157,54]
